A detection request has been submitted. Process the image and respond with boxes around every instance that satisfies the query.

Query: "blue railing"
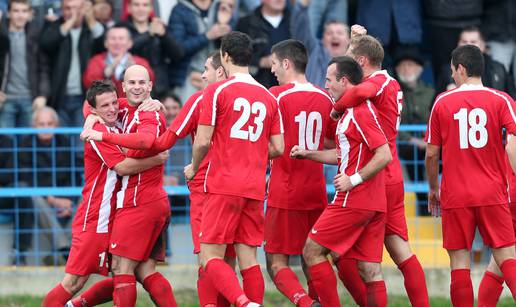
[0,125,429,266]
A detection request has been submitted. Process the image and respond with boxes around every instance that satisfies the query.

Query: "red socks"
[42,283,72,307]
[450,269,473,307]
[142,272,177,307]
[336,257,367,306]
[500,258,516,300]
[307,279,318,301]
[241,265,265,304]
[365,281,387,307]
[70,278,114,306]
[478,271,504,307]
[398,255,429,307]
[273,268,313,307]
[197,266,218,306]
[113,274,137,307]
[308,261,340,307]
[205,258,250,307]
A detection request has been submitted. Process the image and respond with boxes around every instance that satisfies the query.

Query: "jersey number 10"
[294,111,322,150]
[453,108,488,149]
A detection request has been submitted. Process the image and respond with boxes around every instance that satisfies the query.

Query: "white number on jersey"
[98,251,107,268]
[230,98,267,142]
[453,108,488,149]
[396,91,403,130]
[294,111,323,150]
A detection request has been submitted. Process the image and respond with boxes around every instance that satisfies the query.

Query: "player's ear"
[89,105,98,115]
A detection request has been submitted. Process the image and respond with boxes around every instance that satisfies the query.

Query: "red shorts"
[385,182,408,240]
[442,204,515,250]
[511,203,516,235]
[264,207,323,255]
[309,205,386,262]
[190,190,236,258]
[110,197,170,262]
[65,231,110,276]
[200,193,264,247]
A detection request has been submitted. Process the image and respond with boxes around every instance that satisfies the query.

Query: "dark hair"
[451,45,484,77]
[8,0,30,10]
[105,24,132,41]
[86,80,117,107]
[208,50,223,69]
[271,39,308,73]
[349,35,384,67]
[159,91,182,107]
[220,31,253,67]
[328,56,363,84]
[461,26,486,43]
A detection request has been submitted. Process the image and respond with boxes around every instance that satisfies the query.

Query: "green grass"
[1,291,514,306]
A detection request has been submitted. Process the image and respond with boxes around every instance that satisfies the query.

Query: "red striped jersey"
[267,82,335,210]
[72,123,125,233]
[198,73,284,200]
[333,101,388,211]
[426,84,516,208]
[116,99,168,208]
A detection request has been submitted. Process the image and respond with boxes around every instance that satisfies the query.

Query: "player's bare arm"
[113,151,169,176]
[507,135,516,174]
[268,134,285,159]
[290,145,338,165]
[334,142,392,192]
[425,143,441,217]
[186,124,214,180]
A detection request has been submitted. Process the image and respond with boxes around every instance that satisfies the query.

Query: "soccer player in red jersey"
[330,27,429,307]
[184,31,284,307]
[82,65,176,307]
[152,51,236,307]
[292,56,392,307]
[425,45,516,306]
[265,39,335,307]
[42,81,168,307]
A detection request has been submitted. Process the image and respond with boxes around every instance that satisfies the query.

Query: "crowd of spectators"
[0,0,516,264]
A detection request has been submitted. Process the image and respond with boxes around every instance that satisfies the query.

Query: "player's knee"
[266,256,288,278]
[358,262,382,282]
[303,239,324,265]
[385,235,412,265]
[62,275,87,294]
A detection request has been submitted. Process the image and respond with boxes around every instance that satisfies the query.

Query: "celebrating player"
[184,31,284,307]
[42,80,168,307]
[266,39,335,307]
[292,56,391,306]
[425,45,516,306]
[330,26,429,307]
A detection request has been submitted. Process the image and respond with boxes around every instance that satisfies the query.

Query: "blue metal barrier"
[0,125,429,266]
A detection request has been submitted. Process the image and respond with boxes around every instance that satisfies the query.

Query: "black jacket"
[39,18,104,109]
[236,6,291,88]
[482,0,516,42]
[119,18,184,96]
[0,20,50,99]
[423,0,482,28]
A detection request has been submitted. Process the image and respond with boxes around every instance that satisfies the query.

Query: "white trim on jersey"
[117,176,129,209]
[369,70,395,97]
[96,168,117,233]
[83,166,103,232]
[343,143,363,208]
[352,114,369,147]
[133,174,141,206]
[366,100,386,134]
[177,94,203,135]
[155,111,161,137]
[125,110,140,133]
[276,82,334,103]
[204,161,211,193]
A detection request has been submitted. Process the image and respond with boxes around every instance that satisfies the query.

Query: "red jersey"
[72,123,125,234]
[116,99,168,208]
[426,84,516,208]
[334,70,404,185]
[333,101,388,212]
[198,73,283,200]
[506,144,516,203]
[267,82,335,210]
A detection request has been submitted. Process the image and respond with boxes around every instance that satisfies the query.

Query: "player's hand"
[138,99,164,112]
[330,108,342,121]
[184,163,196,181]
[333,173,353,192]
[290,145,306,159]
[0,91,6,108]
[427,188,441,217]
[50,197,73,218]
[157,151,169,164]
[81,128,103,142]
[409,137,427,150]
[149,17,166,37]
[32,96,47,110]
[217,0,234,25]
[350,24,367,38]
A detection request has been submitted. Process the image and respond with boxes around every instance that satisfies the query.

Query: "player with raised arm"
[425,45,516,306]
[329,26,429,307]
[184,31,284,307]
[42,81,168,307]
[292,56,391,307]
[266,39,335,307]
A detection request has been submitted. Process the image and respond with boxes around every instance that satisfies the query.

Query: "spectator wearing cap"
[439,26,516,99]
[394,47,434,192]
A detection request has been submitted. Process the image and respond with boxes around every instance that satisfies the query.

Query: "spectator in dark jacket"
[39,0,105,127]
[0,0,50,128]
[120,0,184,96]
[439,26,516,99]
[236,0,291,88]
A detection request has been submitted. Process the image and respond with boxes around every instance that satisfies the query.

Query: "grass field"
[1,291,515,307]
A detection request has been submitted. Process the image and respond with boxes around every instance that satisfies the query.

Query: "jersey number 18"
[453,108,488,149]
